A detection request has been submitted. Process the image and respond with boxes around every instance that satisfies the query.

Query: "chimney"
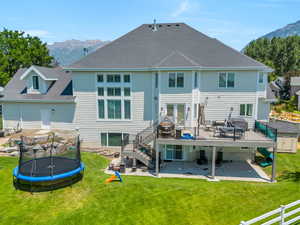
[152,19,157,32]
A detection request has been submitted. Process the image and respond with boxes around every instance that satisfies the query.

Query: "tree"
[0,29,53,86]
[244,36,300,81]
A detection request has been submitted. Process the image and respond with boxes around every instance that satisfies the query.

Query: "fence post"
[280,205,285,225]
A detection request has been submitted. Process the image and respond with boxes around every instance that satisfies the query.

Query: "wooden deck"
[157,129,275,148]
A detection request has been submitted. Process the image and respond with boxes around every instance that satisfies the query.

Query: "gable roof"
[68,23,271,71]
[20,65,61,81]
[0,66,75,103]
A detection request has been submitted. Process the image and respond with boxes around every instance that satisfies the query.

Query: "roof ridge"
[154,50,199,67]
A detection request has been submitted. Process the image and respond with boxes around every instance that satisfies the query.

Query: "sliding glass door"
[165,145,183,160]
[166,104,185,126]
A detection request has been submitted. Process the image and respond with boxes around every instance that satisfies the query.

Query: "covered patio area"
[159,160,270,182]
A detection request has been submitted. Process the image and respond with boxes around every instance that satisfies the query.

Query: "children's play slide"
[105,171,123,184]
[257,148,273,167]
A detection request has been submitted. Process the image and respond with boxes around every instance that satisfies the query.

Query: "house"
[1,22,277,181]
[290,77,300,110]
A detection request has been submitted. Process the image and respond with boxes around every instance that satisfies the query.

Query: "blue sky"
[1,0,300,50]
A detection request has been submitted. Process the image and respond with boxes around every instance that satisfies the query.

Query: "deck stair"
[122,122,157,169]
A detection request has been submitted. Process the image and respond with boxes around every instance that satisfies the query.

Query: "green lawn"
[0,152,300,225]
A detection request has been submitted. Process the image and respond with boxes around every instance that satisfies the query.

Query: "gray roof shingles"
[70,23,270,70]
[1,67,74,102]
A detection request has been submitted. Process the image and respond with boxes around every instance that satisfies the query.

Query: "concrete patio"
[105,158,270,182]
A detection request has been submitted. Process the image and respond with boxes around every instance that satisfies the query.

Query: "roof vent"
[176,24,180,27]
[159,24,162,27]
[167,24,171,27]
[152,19,157,32]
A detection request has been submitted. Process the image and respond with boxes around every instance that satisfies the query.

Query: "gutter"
[64,66,273,73]
[0,98,75,103]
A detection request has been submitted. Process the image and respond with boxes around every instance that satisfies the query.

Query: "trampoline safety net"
[18,134,81,177]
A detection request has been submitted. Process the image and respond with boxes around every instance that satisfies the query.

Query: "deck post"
[271,145,277,183]
[155,141,159,176]
[211,146,216,179]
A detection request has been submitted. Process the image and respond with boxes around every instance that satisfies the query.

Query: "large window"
[219,72,235,88]
[107,87,121,96]
[240,104,253,116]
[32,76,39,90]
[107,74,121,83]
[98,100,105,119]
[101,133,129,146]
[107,100,121,119]
[169,72,184,88]
[96,73,132,120]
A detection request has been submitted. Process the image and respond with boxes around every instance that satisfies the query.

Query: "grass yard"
[0,152,300,225]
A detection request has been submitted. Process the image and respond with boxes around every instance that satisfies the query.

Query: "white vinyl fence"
[240,200,300,225]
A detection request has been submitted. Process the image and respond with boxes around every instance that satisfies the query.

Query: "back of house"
[1,22,273,149]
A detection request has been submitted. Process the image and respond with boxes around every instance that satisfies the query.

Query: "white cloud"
[171,0,191,18]
[25,29,54,38]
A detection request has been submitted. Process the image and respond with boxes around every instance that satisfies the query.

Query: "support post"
[155,140,159,176]
[211,146,216,179]
[280,205,285,225]
[271,145,277,183]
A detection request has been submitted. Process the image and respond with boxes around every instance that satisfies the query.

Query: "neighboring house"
[290,77,300,110]
[0,23,278,181]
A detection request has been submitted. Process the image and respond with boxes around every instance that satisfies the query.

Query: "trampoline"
[13,133,84,192]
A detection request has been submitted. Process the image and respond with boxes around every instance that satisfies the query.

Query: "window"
[97,74,104,82]
[240,104,253,116]
[101,133,129,146]
[124,100,131,119]
[258,72,264,83]
[124,74,130,83]
[98,100,105,119]
[169,73,176,87]
[194,72,198,88]
[168,72,184,88]
[107,87,121,96]
[124,87,131,96]
[219,72,235,88]
[101,133,107,146]
[32,76,39,90]
[165,145,183,160]
[155,73,158,88]
[107,74,121,83]
[107,100,121,119]
[97,87,104,96]
[177,73,184,88]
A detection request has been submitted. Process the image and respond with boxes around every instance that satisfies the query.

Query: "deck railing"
[240,200,300,225]
[255,121,277,142]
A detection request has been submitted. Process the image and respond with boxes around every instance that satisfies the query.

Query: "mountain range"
[262,20,300,39]
[47,39,110,66]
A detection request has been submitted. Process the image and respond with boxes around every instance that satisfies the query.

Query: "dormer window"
[32,76,39,90]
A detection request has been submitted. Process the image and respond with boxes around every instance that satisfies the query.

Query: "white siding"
[3,103,75,130]
[257,98,270,121]
[199,71,261,128]
[72,71,154,145]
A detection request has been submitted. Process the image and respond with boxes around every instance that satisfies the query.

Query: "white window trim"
[258,72,264,84]
[164,144,184,161]
[100,132,129,147]
[168,72,185,88]
[218,72,235,88]
[95,73,132,121]
[239,103,253,117]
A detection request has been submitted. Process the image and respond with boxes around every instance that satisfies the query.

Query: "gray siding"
[3,103,75,130]
[72,71,154,145]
